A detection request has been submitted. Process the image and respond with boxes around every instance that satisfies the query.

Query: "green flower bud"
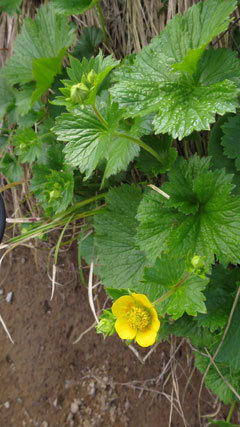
[191,255,203,268]
[70,82,89,104]
[96,310,115,338]
[86,69,97,85]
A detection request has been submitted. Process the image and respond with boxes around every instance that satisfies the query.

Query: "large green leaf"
[3,4,76,100]
[221,115,240,171]
[111,0,239,140]
[141,254,208,319]
[0,73,15,119]
[51,0,99,15]
[53,96,140,180]
[31,50,66,105]
[72,27,103,60]
[94,185,146,289]
[195,352,240,404]
[137,155,240,265]
[208,114,240,195]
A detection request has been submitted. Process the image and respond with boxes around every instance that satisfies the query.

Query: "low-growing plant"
[1,0,240,424]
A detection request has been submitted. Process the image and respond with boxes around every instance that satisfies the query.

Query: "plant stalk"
[153,273,190,306]
[92,105,108,128]
[114,132,163,164]
[226,400,236,423]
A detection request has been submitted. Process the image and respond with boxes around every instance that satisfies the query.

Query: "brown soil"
[0,244,237,427]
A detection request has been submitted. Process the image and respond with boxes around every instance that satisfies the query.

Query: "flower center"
[127,306,151,330]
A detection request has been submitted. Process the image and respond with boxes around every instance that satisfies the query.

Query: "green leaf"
[164,315,214,348]
[209,420,240,427]
[3,4,76,91]
[12,127,43,164]
[208,115,240,195]
[194,48,240,87]
[106,288,131,301]
[53,96,140,180]
[31,49,66,105]
[141,254,208,319]
[51,0,99,15]
[30,165,74,216]
[197,265,240,332]
[0,153,23,182]
[216,286,240,371]
[0,0,22,15]
[111,0,239,139]
[195,352,240,404]
[221,115,240,171]
[0,73,15,119]
[137,188,181,261]
[170,0,236,75]
[137,155,240,265]
[0,136,9,153]
[94,185,146,289]
[135,134,177,176]
[72,27,103,60]
[15,83,35,117]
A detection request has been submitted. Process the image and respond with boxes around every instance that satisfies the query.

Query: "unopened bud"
[70,83,89,104]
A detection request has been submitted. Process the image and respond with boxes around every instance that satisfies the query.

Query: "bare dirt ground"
[0,243,237,427]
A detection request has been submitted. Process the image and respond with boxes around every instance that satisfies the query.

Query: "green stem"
[114,132,163,164]
[92,105,108,128]
[153,273,190,306]
[38,132,53,140]
[92,105,163,164]
[96,2,107,43]
[226,400,236,423]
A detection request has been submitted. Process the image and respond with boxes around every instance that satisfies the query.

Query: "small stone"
[41,422,48,427]
[70,401,79,414]
[6,292,13,303]
[18,397,23,404]
[4,401,10,409]
[0,288,4,295]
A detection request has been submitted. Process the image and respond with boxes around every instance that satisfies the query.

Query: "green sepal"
[96,309,116,338]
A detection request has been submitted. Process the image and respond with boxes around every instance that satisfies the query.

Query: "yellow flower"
[112,293,160,347]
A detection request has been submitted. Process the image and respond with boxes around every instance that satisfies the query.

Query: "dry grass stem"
[0,313,14,344]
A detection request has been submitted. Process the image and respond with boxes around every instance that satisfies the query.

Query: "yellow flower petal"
[135,326,158,347]
[115,316,137,339]
[112,295,134,318]
[132,293,153,309]
[149,308,161,331]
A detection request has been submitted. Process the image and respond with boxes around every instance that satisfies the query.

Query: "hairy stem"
[92,105,108,127]
[114,132,163,164]
[153,273,190,306]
